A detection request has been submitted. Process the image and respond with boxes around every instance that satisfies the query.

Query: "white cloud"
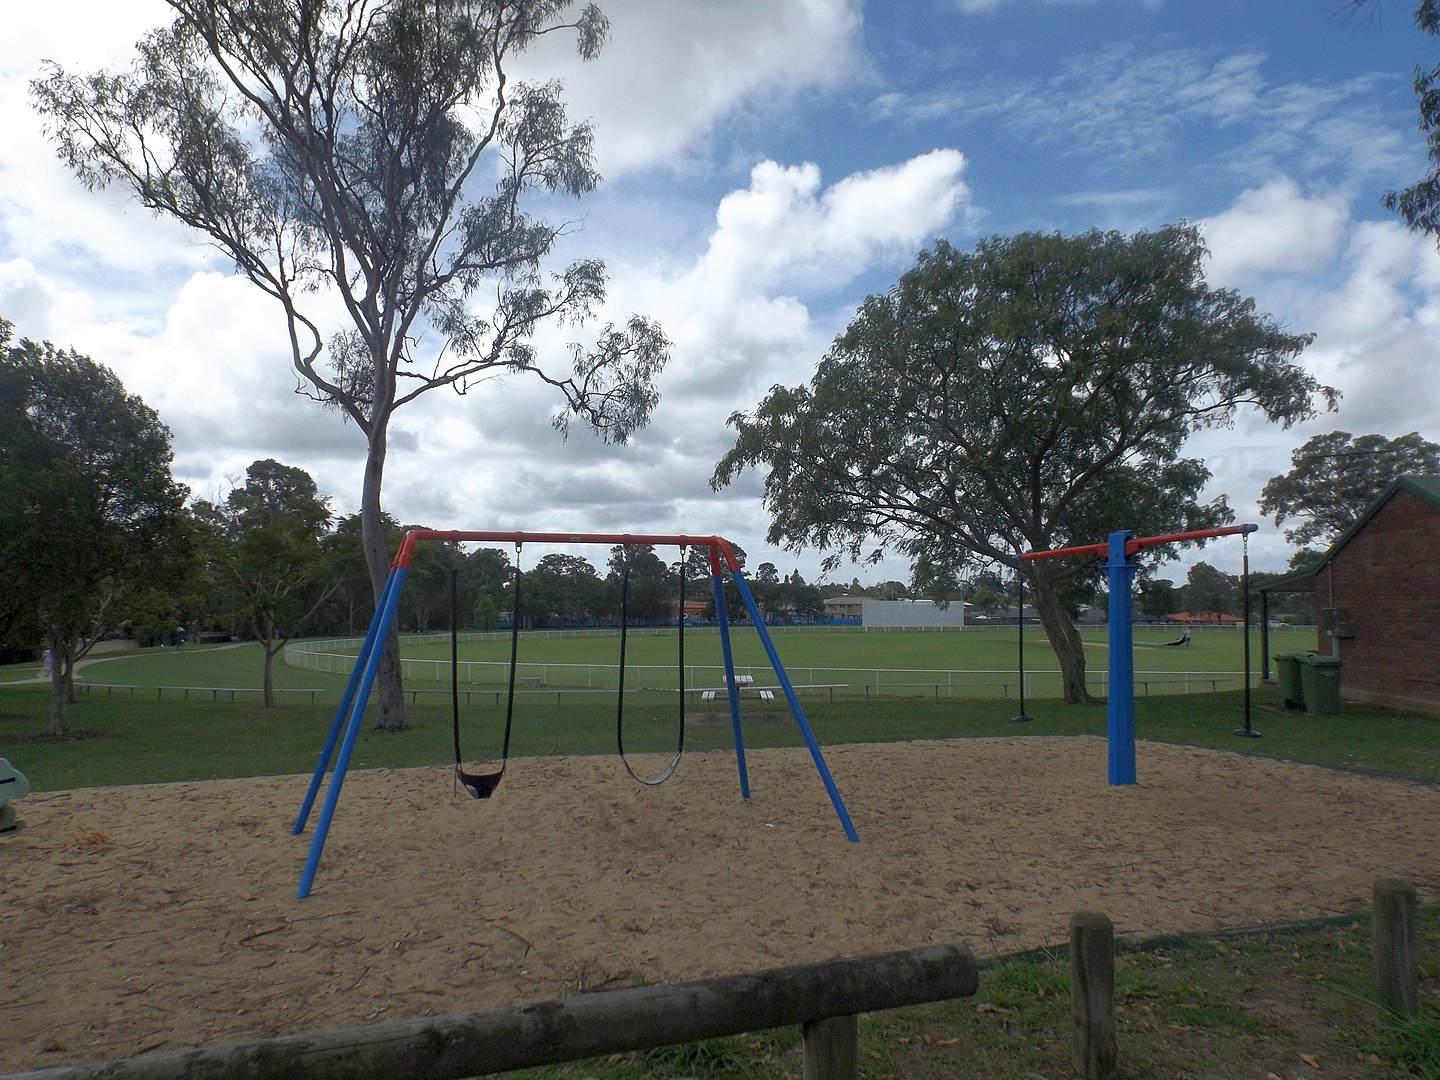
[1200,177,1350,285]
[514,0,865,176]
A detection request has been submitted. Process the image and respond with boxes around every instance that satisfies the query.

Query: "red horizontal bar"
[1020,523,1256,562]
[392,530,742,573]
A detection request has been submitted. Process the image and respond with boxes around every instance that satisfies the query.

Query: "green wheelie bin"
[1296,653,1342,714]
[1273,653,1304,709]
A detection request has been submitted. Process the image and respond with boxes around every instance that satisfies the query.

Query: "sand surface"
[3,736,1437,1073]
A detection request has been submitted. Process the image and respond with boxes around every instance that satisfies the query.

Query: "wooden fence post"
[1071,909,1117,1080]
[802,1014,857,1079]
[1373,873,1419,1017]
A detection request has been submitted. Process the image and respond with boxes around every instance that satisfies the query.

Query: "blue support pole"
[292,567,401,835]
[711,570,751,800]
[730,569,860,843]
[296,565,410,898]
[1105,530,1138,786]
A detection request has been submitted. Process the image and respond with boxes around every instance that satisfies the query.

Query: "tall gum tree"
[31,0,670,729]
[713,226,1336,703]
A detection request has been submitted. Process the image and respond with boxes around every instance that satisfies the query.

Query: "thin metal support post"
[297,565,410,899]
[1260,591,1272,681]
[711,569,750,800]
[1011,561,1033,722]
[1234,529,1261,738]
[1105,530,1138,786]
[730,569,859,843]
[292,567,402,835]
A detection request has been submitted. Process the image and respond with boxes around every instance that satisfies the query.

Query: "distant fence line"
[284,635,1250,701]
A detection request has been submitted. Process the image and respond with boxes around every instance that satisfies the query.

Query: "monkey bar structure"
[1020,524,1258,786]
[291,531,859,898]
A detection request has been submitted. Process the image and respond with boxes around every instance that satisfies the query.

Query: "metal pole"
[710,560,750,800]
[730,569,859,843]
[292,567,401,835]
[297,565,410,898]
[1011,561,1032,722]
[1105,530,1138,786]
[1234,532,1261,738]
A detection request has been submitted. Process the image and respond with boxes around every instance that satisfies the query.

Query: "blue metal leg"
[292,568,400,834]
[712,571,750,800]
[296,566,409,898]
[731,569,859,843]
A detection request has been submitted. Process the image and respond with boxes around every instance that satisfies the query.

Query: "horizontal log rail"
[6,942,978,1080]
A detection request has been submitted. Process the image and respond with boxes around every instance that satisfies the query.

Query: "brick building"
[1261,475,1440,714]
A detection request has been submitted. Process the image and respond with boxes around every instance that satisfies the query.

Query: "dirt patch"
[2,737,1436,1072]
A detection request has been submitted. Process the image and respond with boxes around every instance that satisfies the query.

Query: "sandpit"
[3,736,1437,1073]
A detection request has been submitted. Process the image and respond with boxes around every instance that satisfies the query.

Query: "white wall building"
[823,597,967,628]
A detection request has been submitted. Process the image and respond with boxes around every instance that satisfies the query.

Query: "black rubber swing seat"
[456,765,503,800]
[452,554,521,801]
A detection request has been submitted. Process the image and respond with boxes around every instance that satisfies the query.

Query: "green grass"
[0,634,1435,790]
[286,624,1307,698]
[503,911,1440,1079]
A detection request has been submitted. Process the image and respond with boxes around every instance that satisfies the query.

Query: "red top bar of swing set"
[390,530,745,574]
[1019,523,1257,562]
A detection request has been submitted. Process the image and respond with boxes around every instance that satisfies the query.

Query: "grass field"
[283,623,1303,699]
[1,632,1435,791]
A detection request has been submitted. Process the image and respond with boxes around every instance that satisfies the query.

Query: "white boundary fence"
[285,635,1249,700]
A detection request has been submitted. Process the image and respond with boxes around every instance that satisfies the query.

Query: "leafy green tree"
[400,537,456,633]
[1342,2,1440,236]
[1137,578,1178,619]
[968,588,999,616]
[751,562,783,621]
[0,319,191,734]
[1183,562,1237,623]
[1259,430,1440,547]
[783,569,825,619]
[606,545,672,624]
[463,547,516,629]
[31,0,670,730]
[318,512,402,636]
[713,226,1333,702]
[196,460,335,705]
[523,553,607,627]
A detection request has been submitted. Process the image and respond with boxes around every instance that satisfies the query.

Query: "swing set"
[291,530,860,899]
[1018,523,1258,787]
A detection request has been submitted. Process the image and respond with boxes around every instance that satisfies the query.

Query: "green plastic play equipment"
[0,758,30,835]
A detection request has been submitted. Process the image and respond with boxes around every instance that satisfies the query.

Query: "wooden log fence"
[1373,872,1420,1017]
[5,875,1424,1080]
[4,943,978,1080]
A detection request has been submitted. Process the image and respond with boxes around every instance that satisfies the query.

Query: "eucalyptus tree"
[713,226,1335,703]
[31,0,669,729]
[1343,1,1440,237]
[1259,430,1440,547]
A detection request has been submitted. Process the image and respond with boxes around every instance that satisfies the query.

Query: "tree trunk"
[1027,562,1096,705]
[47,635,70,737]
[262,618,277,708]
[362,427,408,731]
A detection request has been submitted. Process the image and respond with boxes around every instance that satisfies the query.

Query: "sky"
[3,0,1439,587]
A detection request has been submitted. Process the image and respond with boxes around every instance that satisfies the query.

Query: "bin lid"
[1296,654,1341,667]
